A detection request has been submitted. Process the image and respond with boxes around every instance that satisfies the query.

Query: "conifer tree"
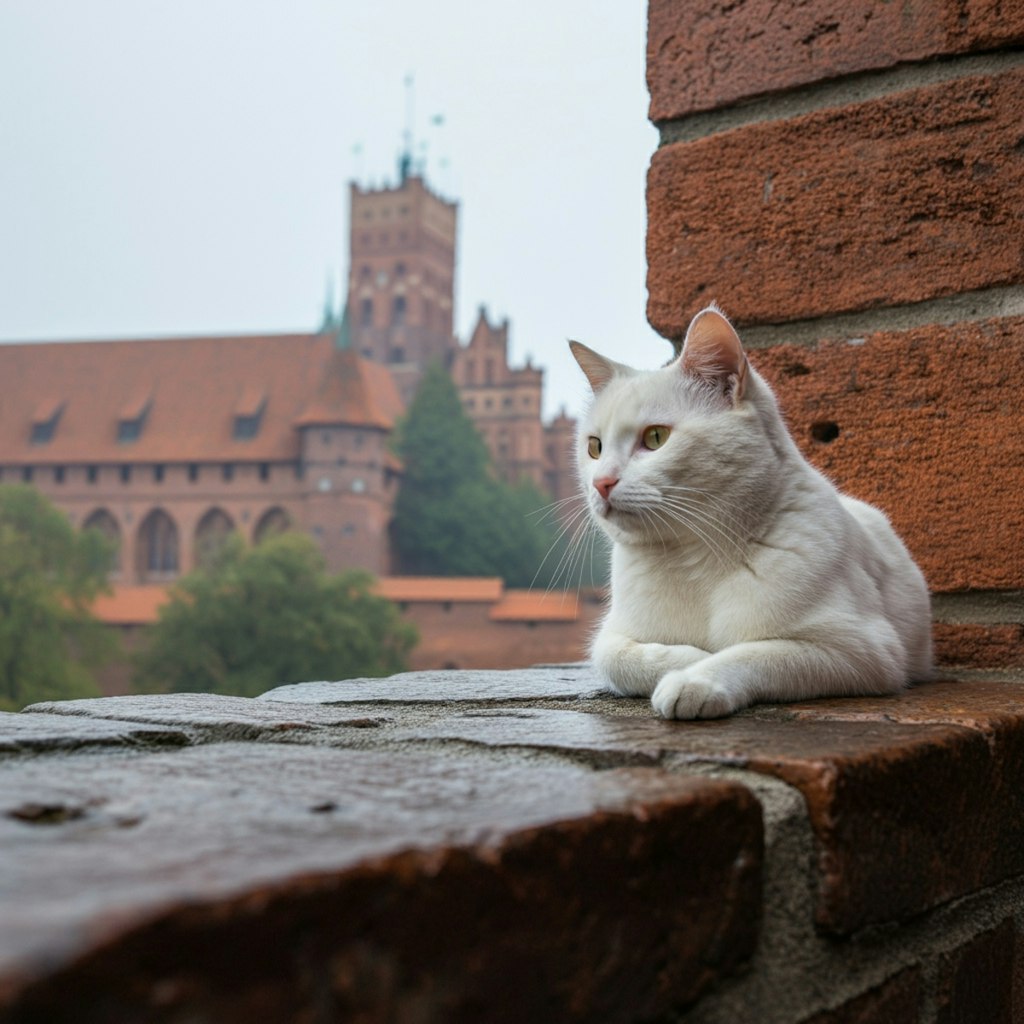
[391,361,559,585]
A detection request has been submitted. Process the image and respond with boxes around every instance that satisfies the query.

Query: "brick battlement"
[2,667,1023,1022]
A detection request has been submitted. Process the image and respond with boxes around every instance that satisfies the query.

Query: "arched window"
[392,295,406,327]
[82,508,122,575]
[195,507,235,569]
[136,509,179,581]
[254,507,291,545]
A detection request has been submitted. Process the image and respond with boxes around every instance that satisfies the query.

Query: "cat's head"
[570,306,777,549]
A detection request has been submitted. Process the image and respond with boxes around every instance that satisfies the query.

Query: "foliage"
[135,532,417,697]
[0,484,116,710]
[391,361,562,586]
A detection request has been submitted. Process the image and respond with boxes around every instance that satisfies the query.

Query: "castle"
[0,171,577,581]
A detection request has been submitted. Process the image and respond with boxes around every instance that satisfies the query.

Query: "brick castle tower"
[346,164,458,406]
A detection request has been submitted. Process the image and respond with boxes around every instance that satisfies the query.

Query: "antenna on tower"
[399,73,415,183]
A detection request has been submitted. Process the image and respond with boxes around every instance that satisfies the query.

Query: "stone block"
[404,679,1024,933]
[646,69,1024,334]
[648,0,1024,120]
[0,741,761,1022]
[260,665,603,704]
[0,710,188,754]
[25,691,390,741]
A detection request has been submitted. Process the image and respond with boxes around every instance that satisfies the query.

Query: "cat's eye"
[641,425,671,450]
[587,436,602,459]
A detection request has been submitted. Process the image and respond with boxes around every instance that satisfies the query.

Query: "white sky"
[0,1,665,418]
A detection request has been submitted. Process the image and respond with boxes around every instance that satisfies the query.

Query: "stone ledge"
[5,669,1024,1022]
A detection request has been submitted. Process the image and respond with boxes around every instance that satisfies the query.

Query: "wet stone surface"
[259,665,605,704]
[0,710,189,754]
[4,669,1024,1021]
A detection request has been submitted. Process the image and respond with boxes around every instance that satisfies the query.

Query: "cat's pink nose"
[594,476,618,501]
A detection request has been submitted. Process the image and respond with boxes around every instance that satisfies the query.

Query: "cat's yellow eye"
[587,436,602,459]
[641,425,671,450]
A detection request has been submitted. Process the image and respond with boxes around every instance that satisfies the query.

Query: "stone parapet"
[3,667,1023,1022]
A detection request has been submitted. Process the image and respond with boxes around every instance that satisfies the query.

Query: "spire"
[318,274,339,332]
[335,301,352,351]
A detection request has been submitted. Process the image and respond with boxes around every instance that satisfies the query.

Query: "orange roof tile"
[375,577,505,603]
[294,349,404,430]
[0,333,404,465]
[91,585,170,625]
[489,590,580,622]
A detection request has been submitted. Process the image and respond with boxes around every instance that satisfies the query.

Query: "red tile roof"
[0,333,403,465]
[375,577,505,603]
[91,585,170,625]
[489,590,580,622]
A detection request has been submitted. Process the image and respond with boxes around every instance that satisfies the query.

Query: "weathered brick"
[0,742,762,1022]
[647,69,1024,334]
[783,679,1024,732]
[648,0,1024,120]
[799,967,922,1024]
[750,318,1024,594]
[935,919,1016,1024]
[933,623,1024,669]
[403,681,1024,933]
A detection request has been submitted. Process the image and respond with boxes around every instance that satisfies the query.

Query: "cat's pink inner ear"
[569,340,617,393]
[681,308,748,401]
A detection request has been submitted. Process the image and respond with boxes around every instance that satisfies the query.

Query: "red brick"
[799,967,922,1024]
[0,743,762,1022]
[935,920,1016,1024]
[933,623,1024,669]
[750,318,1024,594]
[648,0,1024,120]
[783,679,1024,733]
[647,70,1024,334]
[404,689,1024,934]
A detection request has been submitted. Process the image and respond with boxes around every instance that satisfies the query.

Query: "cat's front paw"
[651,669,739,720]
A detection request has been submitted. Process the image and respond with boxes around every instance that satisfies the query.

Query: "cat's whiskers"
[530,501,592,594]
[660,486,752,535]
[657,492,750,549]
[528,493,585,524]
[650,507,734,569]
[653,497,747,568]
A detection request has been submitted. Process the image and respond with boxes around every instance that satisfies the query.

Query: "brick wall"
[646,0,1024,674]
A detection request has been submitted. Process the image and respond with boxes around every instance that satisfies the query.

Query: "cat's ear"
[569,340,626,393]
[681,306,749,403]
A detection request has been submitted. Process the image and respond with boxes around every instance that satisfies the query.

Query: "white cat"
[570,306,932,720]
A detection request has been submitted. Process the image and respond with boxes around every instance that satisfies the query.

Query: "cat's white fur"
[570,305,932,719]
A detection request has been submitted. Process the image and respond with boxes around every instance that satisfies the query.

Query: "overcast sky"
[0,1,664,418]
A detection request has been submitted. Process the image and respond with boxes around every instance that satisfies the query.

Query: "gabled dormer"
[117,394,151,443]
[30,399,65,445]
[233,387,267,441]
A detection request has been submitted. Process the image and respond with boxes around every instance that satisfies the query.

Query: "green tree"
[0,484,115,711]
[135,532,417,697]
[392,361,561,585]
